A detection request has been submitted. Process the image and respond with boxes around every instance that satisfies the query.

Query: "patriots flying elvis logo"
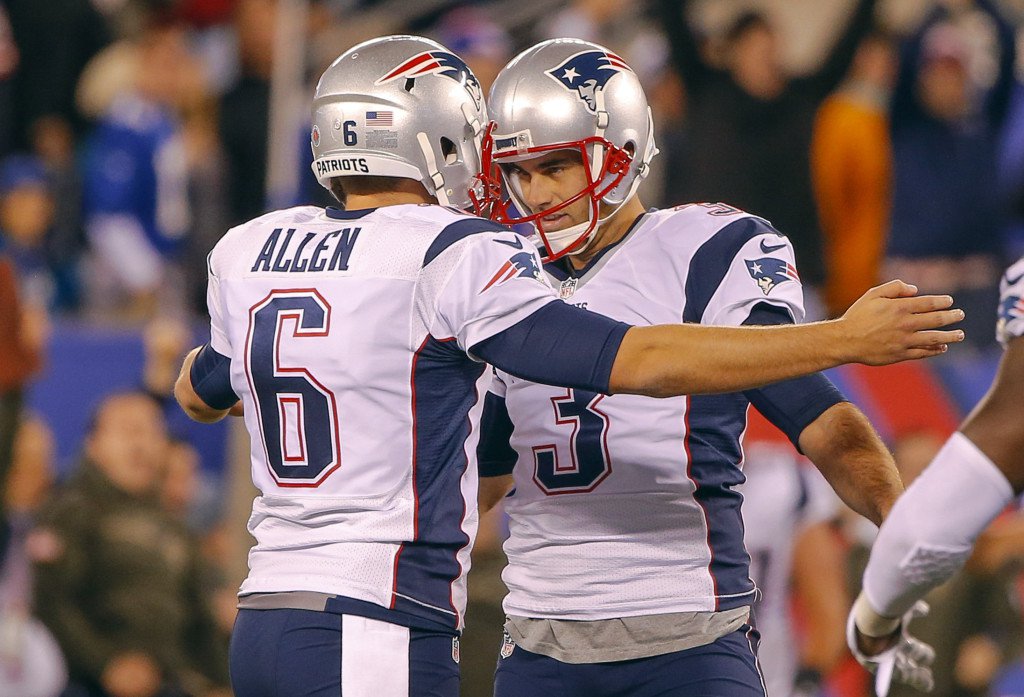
[746,257,799,295]
[376,51,482,108]
[546,50,631,114]
[999,293,1024,323]
[480,252,542,293]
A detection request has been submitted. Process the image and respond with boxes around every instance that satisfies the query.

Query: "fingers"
[870,279,919,299]
[901,347,948,361]
[897,294,955,314]
[904,637,936,666]
[909,329,965,347]
[908,309,964,331]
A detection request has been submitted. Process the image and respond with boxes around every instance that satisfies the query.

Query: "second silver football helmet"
[311,35,487,208]
[472,38,658,260]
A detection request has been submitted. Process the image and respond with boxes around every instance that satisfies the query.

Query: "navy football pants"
[229,608,460,697]
[493,624,767,697]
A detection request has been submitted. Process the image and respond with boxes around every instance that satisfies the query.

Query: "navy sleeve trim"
[470,301,631,395]
[682,217,784,323]
[422,217,511,267]
[189,343,239,410]
[746,375,846,451]
[477,391,517,477]
[741,301,845,449]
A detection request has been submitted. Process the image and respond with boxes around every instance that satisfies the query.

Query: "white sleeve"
[861,432,1014,618]
[418,233,558,353]
[206,251,231,355]
[703,229,805,327]
[997,256,1024,347]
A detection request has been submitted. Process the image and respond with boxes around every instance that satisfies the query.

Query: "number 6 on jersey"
[245,289,341,486]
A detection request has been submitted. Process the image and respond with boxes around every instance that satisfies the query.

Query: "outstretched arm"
[607,281,962,396]
[977,0,1018,128]
[655,0,722,96]
[804,0,880,99]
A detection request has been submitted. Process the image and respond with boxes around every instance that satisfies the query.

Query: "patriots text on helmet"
[315,157,371,178]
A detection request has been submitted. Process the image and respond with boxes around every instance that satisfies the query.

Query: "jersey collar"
[326,206,378,220]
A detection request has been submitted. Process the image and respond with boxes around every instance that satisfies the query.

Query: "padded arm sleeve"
[862,432,1015,618]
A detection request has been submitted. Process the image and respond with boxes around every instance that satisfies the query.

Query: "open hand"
[839,280,964,365]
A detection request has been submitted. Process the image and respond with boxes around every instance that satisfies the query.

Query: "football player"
[472,39,952,696]
[174,35,962,697]
[848,257,1024,695]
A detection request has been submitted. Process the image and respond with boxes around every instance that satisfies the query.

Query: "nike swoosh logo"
[760,239,787,254]
[494,237,523,249]
[1007,271,1024,285]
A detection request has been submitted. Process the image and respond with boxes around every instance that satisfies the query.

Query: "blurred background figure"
[428,6,513,93]
[812,30,898,317]
[80,15,206,322]
[0,416,66,697]
[886,0,1015,348]
[30,392,229,697]
[0,5,18,159]
[0,154,79,313]
[657,0,880,312]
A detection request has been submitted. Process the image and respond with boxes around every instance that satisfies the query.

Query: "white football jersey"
[492,204,805,619]
[740,441,840,697]
[997,256,1024,347]
[206,203,556,631]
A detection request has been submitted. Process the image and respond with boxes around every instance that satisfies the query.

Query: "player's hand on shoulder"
[839,280,965,365]
[847,595,935,697]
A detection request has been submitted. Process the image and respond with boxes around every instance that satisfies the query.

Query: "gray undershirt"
[504,606,751,664]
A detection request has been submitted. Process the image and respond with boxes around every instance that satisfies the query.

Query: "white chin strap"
[543,193,636,258]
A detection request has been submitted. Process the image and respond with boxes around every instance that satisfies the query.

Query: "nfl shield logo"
[311,125,321,147]
[559,277,578,299]
[500,631,516,659]
[451,637,460,664]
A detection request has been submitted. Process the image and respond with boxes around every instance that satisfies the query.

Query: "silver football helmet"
[471,39,658,260]
[311,35,487,208]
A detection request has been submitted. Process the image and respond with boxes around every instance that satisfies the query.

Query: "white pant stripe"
[341,615,410,696]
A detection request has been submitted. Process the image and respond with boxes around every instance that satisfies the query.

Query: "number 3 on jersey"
[245,289,341,487]
[532,388,612,494]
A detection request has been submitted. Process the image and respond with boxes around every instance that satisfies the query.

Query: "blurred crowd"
[1,0,1024,696]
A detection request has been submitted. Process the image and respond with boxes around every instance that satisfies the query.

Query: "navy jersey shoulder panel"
[682,216,783,323]
[422,217,512,267]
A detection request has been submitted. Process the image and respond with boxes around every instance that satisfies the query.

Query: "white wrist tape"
[863,432,1014,618]
[852,592,901,637]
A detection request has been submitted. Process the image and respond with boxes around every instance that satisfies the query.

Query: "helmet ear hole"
[404,78,415,92]
[440,137,459,165]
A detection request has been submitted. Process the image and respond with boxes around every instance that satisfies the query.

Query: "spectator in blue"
[81,17,194,321]
[0,154,78,313]
[886,0,1016,346]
